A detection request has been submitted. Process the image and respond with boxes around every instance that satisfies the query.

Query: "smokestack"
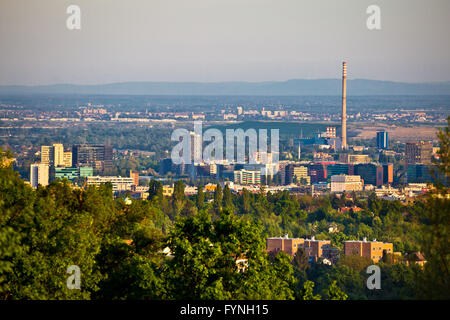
[341,61,347,149]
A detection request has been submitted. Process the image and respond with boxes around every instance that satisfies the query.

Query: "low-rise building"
[87,176,134,192]
[266,235,334,262]
[344,238,393,263]
[330,175,363,193]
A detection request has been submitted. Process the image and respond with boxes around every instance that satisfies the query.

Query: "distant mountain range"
[1,79,450,96]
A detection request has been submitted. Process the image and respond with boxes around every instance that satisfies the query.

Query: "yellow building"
[163,185,174,197]
[41,143,72,167]
[293,166,310,185]
[344,239,394,263]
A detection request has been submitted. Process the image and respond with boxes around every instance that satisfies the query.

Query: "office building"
[30,163,49,188]
[339,154,370,164]
[382,163,394,185]
[354,163,383,187]
[308,163,328,183]
[405,141,433,165]
[72,144,113,173]
[326,163,349,179]
[406,164,434,183]
[330,175,363,192]
[376,131,389,149]
[53,166,93,182]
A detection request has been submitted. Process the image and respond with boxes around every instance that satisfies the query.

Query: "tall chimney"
[341,61,347,149]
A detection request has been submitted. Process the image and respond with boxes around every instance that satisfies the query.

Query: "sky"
[0,0,449,85]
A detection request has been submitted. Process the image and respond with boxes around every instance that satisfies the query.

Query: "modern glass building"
[376,131,388,149]
[53,166,93,182]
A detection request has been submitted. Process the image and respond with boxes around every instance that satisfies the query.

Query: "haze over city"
[1,0,450,85]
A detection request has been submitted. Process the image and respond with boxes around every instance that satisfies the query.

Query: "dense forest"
[0,118,448,300]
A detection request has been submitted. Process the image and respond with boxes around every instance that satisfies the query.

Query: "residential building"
[41,143,72,168]
[30,163,49,188]
[233,169,261,185]
[266,235,333,262]
[344,239,393,263]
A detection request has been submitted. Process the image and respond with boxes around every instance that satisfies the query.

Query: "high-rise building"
[63,151,72,167]
[40,145,51,165]
[382,163,394,185]
[354,163,383,186]
[40,143,72,168]
[308,163,328,183]
[405,141,433,165]
[341,61,347,149]
[52,143,64,167]
[326,163,349,179]
[30,163,49,188]
[72,144,113,174]
[376,131,389,149]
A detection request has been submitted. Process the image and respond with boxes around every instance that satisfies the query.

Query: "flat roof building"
[344,238,393,263]
[330,174,363,193]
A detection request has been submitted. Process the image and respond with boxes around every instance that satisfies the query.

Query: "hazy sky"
[0,0,449,85]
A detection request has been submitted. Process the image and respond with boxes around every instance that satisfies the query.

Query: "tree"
[418,116,450,299]
[300,281,321,300]
[196,184,205,209]
[172,180,185,217]
[148,179,163,202]
[222,184,234,211]
[163,210,295,299]
[213,184,222,213]
[325,280,348,300]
